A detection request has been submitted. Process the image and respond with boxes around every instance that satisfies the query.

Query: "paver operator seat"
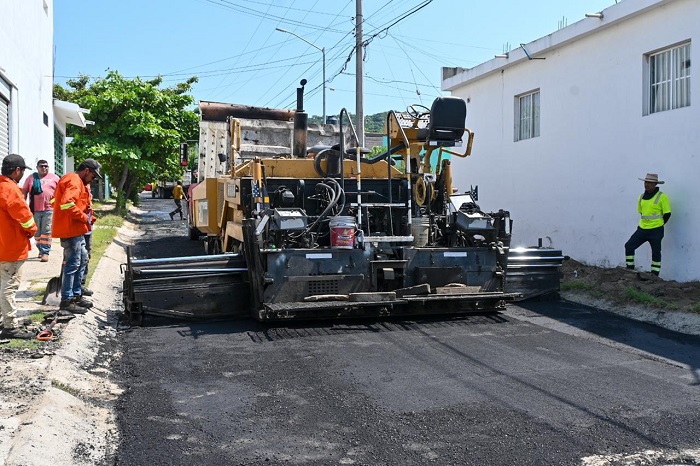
[417,96,466,146]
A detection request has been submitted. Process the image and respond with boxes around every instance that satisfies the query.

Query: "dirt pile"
[560,258,700,336]
[561,258,700,313]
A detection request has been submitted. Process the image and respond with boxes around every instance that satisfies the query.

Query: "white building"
[442,0,696,282]
[0,0,88,176]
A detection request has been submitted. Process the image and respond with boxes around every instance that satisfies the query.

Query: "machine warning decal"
[444,252,468,257]
[306,253,333,259]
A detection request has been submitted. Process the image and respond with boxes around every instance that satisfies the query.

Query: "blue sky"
[54,0,616,117]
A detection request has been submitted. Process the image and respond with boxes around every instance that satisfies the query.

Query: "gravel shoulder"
[0,223,136,466]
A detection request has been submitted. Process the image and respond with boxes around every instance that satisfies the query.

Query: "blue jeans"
[60,236,88,302]
[81,232,92,286]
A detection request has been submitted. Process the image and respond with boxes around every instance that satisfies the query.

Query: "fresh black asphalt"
[113,197,700,465]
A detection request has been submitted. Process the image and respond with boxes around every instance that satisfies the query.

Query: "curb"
[2,228,129,465]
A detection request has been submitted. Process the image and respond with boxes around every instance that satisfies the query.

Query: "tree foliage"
[308,111,389,134]
[53,71,199,214]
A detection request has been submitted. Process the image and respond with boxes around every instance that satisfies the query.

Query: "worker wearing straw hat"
[624,173,671,276]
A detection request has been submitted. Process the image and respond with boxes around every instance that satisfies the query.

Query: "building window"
[648,42,691,114]
[515,90,540,141]
[54,126,65,175]
[0,76,10,161]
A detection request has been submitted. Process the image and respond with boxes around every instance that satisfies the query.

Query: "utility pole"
[355,0,364,146]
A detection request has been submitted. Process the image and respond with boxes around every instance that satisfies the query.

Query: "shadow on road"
[131,312,512,340]
[516,298,700,384]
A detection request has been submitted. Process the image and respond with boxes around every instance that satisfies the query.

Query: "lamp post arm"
[275,27,326,122]
[275,28,322,53]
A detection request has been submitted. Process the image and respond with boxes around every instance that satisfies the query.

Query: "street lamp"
[275,27,326,123]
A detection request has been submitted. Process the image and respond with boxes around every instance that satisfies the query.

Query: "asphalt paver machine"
[123,82,520,323]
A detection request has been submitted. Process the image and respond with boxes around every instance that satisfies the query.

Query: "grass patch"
[51,379,82,398]
[27,311,45,325]
[86,217,121,285]
[95,213,124,228]
[4,338,42,350]
[28,283,46,302]
[689,302,700,314]
[623,287,676,309]
[2,312,47,348]
[561,280,606,300]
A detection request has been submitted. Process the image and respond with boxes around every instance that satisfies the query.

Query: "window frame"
[54,125,65,176]
[645,41,691,115]
[0,76,11,160]
[514,89,540,142]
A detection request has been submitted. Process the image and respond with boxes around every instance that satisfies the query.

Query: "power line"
[206,0,279,101]
[248,0,325,107]
[198,0,351,18]
[259,1,354,109]
[197,0,347,33]
[54,55,319,82]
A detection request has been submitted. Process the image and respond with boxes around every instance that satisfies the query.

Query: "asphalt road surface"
[113,196,700,466]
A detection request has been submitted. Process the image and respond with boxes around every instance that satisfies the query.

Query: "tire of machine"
[204,236,222,255]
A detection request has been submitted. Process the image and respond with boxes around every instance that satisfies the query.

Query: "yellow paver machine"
[123,81,524,323]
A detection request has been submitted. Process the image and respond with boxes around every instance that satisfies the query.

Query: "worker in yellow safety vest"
[624,173,671,276]
[169,181,188,221]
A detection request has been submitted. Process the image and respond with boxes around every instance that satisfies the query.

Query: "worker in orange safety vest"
[0,154,38,340]
[52,159,102,314]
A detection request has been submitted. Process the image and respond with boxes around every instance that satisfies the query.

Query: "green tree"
[308,111,389,134]
[364,112,388,133]
[53,71,199,215]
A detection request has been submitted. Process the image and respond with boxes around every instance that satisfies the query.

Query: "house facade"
[0,0,89,177]
[441,0,697,281]
[0,1,55,170]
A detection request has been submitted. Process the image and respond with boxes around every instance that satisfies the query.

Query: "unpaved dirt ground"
[0,218,130,466]
[561,258,700,336]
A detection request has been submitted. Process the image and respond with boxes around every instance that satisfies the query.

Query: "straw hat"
[639,173,664,184]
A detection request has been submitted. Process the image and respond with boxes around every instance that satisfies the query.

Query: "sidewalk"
[1,232,126,465]
[15,238,64,319]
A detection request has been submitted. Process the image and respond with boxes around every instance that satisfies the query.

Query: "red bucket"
[329,216,356,249]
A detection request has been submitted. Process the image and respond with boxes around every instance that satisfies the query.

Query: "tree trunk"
[115,163,130,215]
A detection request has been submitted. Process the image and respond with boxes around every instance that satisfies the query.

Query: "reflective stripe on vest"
[60,201,76,210]
[639,192,664,220]
[20,217,36,229]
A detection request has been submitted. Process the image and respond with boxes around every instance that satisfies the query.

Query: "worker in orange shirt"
[52,159,102,314]
[0,154,38,339]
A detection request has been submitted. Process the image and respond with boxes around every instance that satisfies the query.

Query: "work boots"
[72,296,94,308]
[59,301,89,314]
[0,327,35,340]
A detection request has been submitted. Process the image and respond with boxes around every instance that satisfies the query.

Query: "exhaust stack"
[293,79,309,158]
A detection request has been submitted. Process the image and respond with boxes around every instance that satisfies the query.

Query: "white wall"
[443,0,698,282]
[0,0,55,171]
